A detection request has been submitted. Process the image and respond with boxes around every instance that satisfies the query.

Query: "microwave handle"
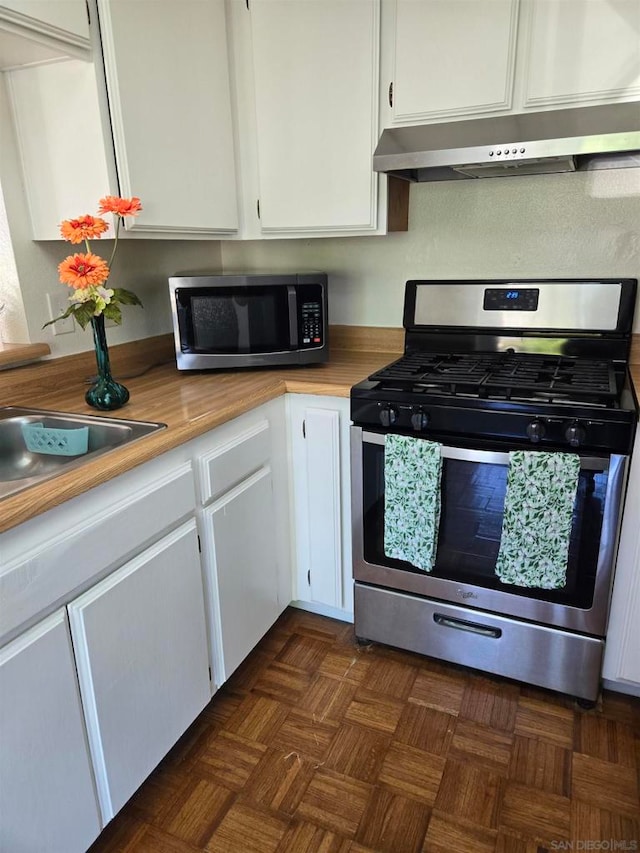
[288,286,299,348]
[360,430,609,472]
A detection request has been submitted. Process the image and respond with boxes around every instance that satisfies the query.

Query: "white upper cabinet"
[95,0,238,235]
[7,59,114,240]
[384,0,640,127]
[0,1,89,39]
[245,0,383,236]
[389,0,519,123]
[0,0,90,70]
[519,0,640,109]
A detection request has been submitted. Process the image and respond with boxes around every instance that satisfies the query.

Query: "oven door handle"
[360,431,609,472]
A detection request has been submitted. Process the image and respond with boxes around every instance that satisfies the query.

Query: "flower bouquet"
[45,195,143,410]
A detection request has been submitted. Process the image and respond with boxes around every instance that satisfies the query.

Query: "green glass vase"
[85,314,129,411]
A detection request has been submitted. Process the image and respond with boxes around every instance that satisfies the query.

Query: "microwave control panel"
[300,300,323,347]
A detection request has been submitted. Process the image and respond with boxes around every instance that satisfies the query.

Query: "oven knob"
[410,409,430,431]
[564,421,586,448]
[526,420,546,443]
[379,406,398,427]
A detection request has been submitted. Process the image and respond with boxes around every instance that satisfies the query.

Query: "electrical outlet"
[46,292,75,335]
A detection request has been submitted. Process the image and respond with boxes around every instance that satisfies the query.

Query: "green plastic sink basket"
[21,423,89,457]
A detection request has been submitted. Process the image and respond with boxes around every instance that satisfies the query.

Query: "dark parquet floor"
[88,607,640,853]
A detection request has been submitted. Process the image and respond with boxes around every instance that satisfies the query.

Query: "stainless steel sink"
[0,407,166,499]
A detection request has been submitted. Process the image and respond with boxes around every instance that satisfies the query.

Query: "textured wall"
[221,166,640,332]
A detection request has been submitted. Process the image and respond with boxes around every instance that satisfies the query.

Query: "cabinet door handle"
[433,613,502,639]
[388,82,393,108]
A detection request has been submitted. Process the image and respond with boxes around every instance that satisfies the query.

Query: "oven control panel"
[483,288,540,311]
[358,399,631,453]
[379,405,431,431]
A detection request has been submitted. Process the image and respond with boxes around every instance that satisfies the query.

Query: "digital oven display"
[483,287,540,311]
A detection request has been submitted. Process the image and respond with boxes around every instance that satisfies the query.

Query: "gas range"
[350,277,638,704]
[351,279,638,455]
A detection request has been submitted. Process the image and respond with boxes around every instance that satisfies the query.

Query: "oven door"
[351,426,628,636]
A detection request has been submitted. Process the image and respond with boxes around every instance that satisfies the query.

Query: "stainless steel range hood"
[373,102,640,182]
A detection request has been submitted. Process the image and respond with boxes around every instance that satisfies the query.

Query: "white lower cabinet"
[201,467,281,682]
[0,610,101,853]
[288,395,353,620]
[0,452,207,850]
[68,520,210,823]
[194,402,290,685]
[0,398,293,848]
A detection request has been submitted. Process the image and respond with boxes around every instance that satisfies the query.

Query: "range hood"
[373,102,640,182]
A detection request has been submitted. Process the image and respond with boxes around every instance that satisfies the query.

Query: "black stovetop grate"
[368,351,620,404]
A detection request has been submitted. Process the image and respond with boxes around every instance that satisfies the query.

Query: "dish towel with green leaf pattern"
[495,450,580,589]
[384,434,442,572]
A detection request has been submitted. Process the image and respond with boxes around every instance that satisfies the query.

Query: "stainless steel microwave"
[168,272,328,370]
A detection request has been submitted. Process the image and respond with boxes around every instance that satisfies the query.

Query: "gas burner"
[369,352,621,406]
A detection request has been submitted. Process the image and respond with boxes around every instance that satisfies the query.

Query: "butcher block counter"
[0,327,401,533]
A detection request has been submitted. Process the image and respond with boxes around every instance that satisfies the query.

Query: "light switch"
[46,292,75,335]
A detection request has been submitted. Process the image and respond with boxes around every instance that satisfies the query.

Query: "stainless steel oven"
[350,278,638,703]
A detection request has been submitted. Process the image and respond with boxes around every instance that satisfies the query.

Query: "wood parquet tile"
[88,607,640,853]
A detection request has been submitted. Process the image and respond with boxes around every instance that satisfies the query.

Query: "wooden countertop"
[0,337,396,533]
[0,341,50,369]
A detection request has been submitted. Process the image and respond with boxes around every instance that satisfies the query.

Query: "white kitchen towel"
[384,434,442,572]
[495,450,580,589]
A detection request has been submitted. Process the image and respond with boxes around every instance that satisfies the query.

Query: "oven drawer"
[354,582,604,701]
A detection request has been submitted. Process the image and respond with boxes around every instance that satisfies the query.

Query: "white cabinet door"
[0,610,101,853]
[389,0,520,123]
[95,0,238,235]
[249,0,381,234]
[521,0,640,110]
[289,396,353,619]
[603,434,640,690]
[0,1,89,39]
[68,520,210,823]
[201,465,282,682]
[7,59,114,239]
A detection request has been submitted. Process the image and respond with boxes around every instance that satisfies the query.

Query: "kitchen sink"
[0,407,166,499]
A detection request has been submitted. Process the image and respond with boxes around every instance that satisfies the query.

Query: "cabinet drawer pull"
[433,613,502,639]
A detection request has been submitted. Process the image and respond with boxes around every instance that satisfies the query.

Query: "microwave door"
[288,286,298,348]
[235,300,249,351]
[187,287,293,354]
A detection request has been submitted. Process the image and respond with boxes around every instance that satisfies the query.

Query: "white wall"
[0,180,29,343]
[221,166,640,332]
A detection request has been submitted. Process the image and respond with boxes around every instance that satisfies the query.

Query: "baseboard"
[290,599,354,624]
[602,677,640,698]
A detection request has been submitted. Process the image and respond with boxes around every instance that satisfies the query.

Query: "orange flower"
[59,214,109,243]
[98,195,142,217]
[58,253,110,289]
